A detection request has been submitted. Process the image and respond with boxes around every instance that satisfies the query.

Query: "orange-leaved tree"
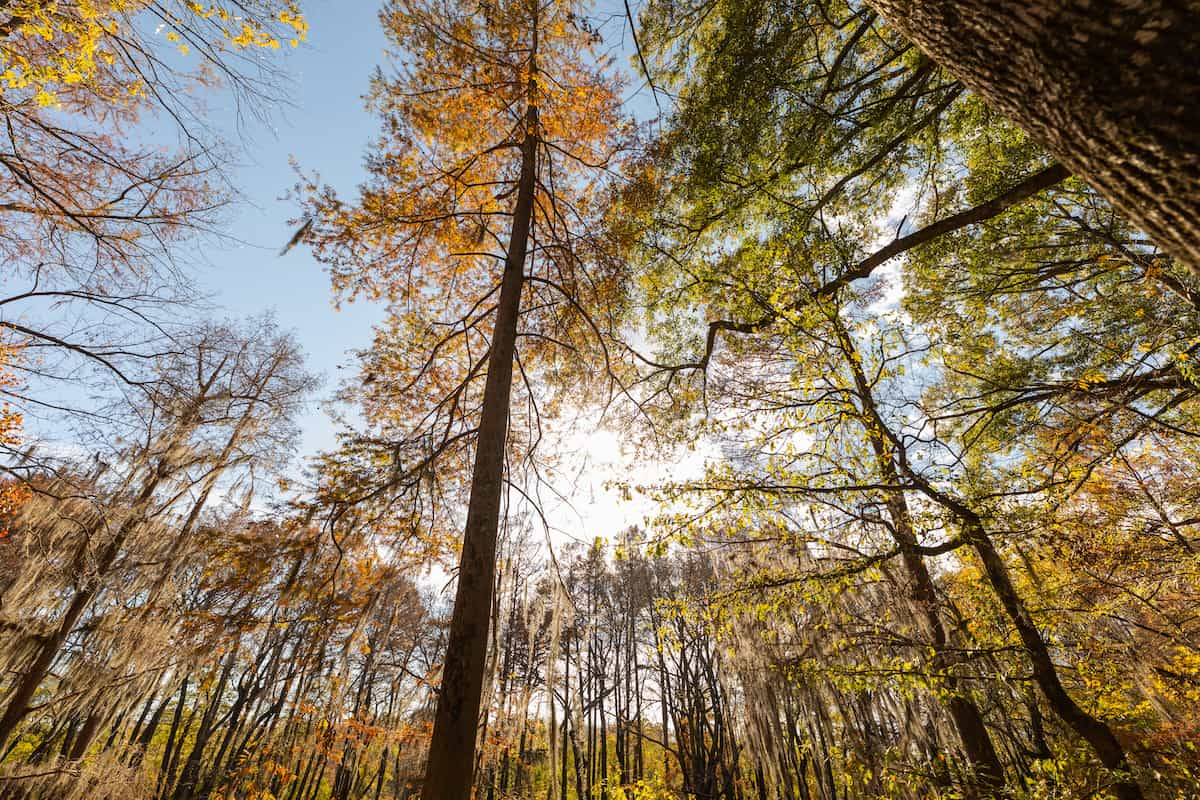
[0,340,27,531]
[298,0,629,796]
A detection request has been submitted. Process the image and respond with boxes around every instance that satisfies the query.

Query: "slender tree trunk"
[962,516,1143,800]
[174,650,237,800]
[101,702,129,752]
[544,585,563,800]
[288,734,318,800]
[303,754,329,800]
[420,64,540,800]
[374,746,390,800]
[633,638,643,783]
[570,723,586,800]
[599,666,608,800]
[126,691,162,763]
[58,716,79,760]
[834,319,1006,794]
[864,0,1200,275]
[903,463,1144,798]
[67,709,104,760]
[561,633,571,800]
[158,677,191,800]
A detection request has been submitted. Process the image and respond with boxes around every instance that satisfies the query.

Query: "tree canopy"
[1,2,1198,800]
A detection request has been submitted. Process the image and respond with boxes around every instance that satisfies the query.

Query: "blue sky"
[191,1,392,457]
[189,0,660,463]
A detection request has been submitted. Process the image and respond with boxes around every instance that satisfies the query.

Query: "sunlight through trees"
[1,2,1198,799]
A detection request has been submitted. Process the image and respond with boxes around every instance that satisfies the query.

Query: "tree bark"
[420,90,539,800]
[864,0,1200,275]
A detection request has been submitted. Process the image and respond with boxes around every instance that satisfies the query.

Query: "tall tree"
[299,0,628,796]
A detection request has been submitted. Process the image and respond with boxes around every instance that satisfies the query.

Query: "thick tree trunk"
[420,123,538,800]
[864,0,1200,275]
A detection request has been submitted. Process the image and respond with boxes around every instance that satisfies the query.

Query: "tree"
[863,0,1200,275]
[6,3,1200,798]
[299,0,628,795]
[617,3,1200,793]
[0,318,315,752]
[0,340,27,528]
[1,0,309,412]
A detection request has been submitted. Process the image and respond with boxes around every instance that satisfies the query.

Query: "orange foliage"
[296,0,632,568]
[299,0,630,429]
[0,343,28,533]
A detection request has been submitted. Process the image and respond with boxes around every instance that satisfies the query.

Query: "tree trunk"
[173,651,237,800]
[834,319,1006,794]
[158,677,191,799]
[961,517,1143,800]
[902,471,1145,799]
[67,709,105,760]
[420,91,539,800]
[0,493,153,748]
[864,0,1200,275]
[0,587,90,749]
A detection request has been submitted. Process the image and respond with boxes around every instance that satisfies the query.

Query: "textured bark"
[420,120,538,800]
[865,0,1200,275]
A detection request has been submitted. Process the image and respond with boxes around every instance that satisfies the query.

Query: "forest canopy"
[0,2,1198,800]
